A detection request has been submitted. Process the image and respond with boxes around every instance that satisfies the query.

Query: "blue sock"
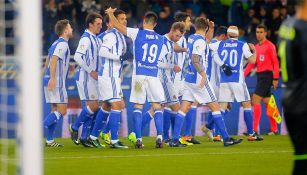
[154,110,163,136]
[44,111,61,141]
[170,112,176,132]
[103,121,110,134]
[172,111,185,141]
[81,116,93,140]
[109,110,121,141]
[212,111,229,140]
[184,106,196,136]
[141,111,153,131]
[163,108,172,140]
[133,108,142,139]
[207,111,214,130]
[91,108,110,137]
[244,108,254,135]
[72,107,92,131]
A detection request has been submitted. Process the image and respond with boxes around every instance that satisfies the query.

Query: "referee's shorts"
[254,71,273,98]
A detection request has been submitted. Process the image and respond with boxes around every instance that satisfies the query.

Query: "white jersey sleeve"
[127,27,139,42]
[101,32,116,50]
[53,42,68,60]
[209,41,220,52]
[192,39,206,56]
[242,43,253,59]
[75,37,90,55]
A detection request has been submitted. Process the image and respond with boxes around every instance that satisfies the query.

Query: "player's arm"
[205,20,214,43]
[99,33,120,60]
[74,38,98,80]
[47,55,58,91]
[192,54,207,88]
[244,43,256,64]
[270,44,280,89]
[42,56,49,76]
[105,7,127,35]
[174,43,187,53]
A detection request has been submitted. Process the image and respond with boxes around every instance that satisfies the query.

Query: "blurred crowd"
[42,0,298,54]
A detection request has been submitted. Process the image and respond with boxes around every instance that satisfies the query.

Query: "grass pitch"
[43,135,293,175]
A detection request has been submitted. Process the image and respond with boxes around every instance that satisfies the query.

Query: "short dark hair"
[171,22,185,34]
[144,11,158,24]
[256,24,268,31]
[296,0,306,6]
[104,10,125,24]
[174,12,190,22]
[216,26,227,36]
[86,12,103,28]
[194,17,208,31]
[114,9,126,18]
[54,19,70,36]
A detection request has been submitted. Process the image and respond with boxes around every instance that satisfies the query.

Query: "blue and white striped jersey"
[174,36,188,81]
[98,28,126,78]
[159,34,175,82]
[44,37,70,89]
[75,29,100,81]
[185,34,208,84]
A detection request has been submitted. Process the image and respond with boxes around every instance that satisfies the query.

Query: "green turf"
[0,136,294,174]
[42,135,294,175]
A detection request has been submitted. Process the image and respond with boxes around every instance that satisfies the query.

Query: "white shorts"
[98,76,123,102]
[160,76,179,104]
[182,80,217,105]
[44,87,68,104]
[76,74,99,101]
[174,79,185,97]
[218,82,251,102]
[130,75,165,104]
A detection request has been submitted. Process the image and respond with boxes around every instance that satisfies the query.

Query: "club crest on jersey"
[80,45,85,50]
[260,55,265,61]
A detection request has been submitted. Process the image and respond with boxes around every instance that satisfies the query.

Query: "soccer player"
[89,9,128,148]
[69,12,103,147]
[244,24,280,135]
[172,12,202,145]
[203,26,229,142]
[278,0,307,173]
[139,22,186,144]
[211,26,263,141]
[43,19,73,147]
[170,17,243,147]
[106,8,167,148]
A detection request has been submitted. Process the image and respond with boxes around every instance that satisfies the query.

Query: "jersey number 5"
[142,43,158,63]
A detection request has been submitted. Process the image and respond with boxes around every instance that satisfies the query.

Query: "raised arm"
[205,20,214,43]
[106,7,127,35]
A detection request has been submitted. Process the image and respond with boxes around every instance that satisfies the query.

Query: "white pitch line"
[43,150,293,160]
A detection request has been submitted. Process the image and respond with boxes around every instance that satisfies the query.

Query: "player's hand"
[47,78,56,91]
[221,64,232,76]
[272,79,278,90]
[105,7,117,14]
[173,65,181,73]
[199,76,206,89]
[207,19,214,29]
[248,43,256,53]
[90,71,98,80]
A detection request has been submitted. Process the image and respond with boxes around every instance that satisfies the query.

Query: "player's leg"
[183,102,197,140]
[98,102,111,144]
[163,103,180,143]
[141,107,154,131]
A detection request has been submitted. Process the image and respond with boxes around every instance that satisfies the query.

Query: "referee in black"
[278,0,307,174]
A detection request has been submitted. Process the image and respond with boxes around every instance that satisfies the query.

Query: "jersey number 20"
[142,43,158,63]
[221,49,238,67]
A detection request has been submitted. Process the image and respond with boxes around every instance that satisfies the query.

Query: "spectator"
[43,0,59,54]
[267,7,282,44]
[156,5,173,35]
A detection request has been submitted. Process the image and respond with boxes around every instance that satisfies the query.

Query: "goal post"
[17,0,43,174]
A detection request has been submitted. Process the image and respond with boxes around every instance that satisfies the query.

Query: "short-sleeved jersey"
[174,36,188,81]
[159,34,175,81]
[99,28,127,78]
[44,37,70,88]
[75,29,100,74]
[127,27,166,77]
[185,34,207,84]
[217,38,253,83]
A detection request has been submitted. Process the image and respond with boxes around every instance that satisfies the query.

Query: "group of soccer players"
[43,7,264,149]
